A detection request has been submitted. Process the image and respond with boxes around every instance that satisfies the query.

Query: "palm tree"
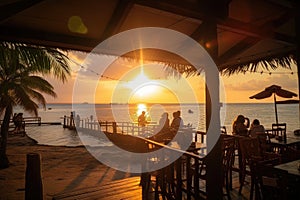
[0,42,70,168]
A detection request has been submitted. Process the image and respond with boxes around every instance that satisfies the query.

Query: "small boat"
[188,109,193,114]
[48,107,52,110]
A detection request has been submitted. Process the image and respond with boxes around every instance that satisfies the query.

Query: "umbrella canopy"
[249,85,297,124]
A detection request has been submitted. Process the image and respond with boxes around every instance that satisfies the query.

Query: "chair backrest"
[238,137,262,168]
[271,123,287,141]
[256,132,270,153]
[222,136,236,172]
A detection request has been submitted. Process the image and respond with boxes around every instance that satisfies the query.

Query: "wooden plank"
[52,177,141,200]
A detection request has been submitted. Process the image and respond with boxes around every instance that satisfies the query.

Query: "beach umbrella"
[249,85,297,124]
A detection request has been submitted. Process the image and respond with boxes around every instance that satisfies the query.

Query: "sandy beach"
[0,133,136,200]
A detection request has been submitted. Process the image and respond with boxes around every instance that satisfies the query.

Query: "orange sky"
[45,51,299,104]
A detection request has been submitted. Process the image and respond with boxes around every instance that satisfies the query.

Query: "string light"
[68,54,297,81]
[243,69,296,75]
[68,57,126,82]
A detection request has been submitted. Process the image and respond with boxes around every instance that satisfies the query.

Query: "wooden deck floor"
[52,176,142,200]
[51,170,253,200]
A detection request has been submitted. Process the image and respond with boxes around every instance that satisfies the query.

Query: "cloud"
[225,73,298,92]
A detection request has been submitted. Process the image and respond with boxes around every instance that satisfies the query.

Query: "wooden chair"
[238,137,261,199]
[256,132,282,161]
[253,160,288,200]
[191,135,235,199]
[271,123,287,141]
[238,137,282,200]
[222,136,236,200]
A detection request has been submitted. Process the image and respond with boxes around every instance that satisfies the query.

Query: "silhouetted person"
[138,111,147,127]
[14,113,24,134]
[232,115,250,136]
[151,112,172,142]
[170,111,184,133]
[249,119,265,138]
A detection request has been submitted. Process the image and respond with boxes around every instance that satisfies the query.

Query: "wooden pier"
[62,115,166,138]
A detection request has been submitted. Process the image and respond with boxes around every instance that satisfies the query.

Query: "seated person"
[232,115,250,136]
[150,112,172,143]
[138,111,147,127]
[249,119,265,138]
[170,111,184,133]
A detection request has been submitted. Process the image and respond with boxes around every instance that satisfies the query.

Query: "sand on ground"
[0,133,138,200]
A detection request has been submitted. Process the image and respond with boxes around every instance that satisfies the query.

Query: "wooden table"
[274,159,300,197]
[270,136,300,146]
[269,137,300,154]
[274,159,300,178]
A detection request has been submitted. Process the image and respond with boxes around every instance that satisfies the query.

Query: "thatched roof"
[0,0,298,76]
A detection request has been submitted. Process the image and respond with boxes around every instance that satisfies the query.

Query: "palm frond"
[220,54,295,76]
[21,76,57,97]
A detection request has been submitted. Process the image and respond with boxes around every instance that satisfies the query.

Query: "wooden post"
[25,153,43,200]
[63,115,66,128]
[113,122,117,134]
[294,0,300,125]
[198,16,222,200]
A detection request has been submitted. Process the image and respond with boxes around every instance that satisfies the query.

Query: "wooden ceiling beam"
[137,0,295,40]
[136,0,229,19]
[217,37,261,66]
[101,0,134,40]
[0,26,99,52]
[0,0,44,23]
[218,10,295,65]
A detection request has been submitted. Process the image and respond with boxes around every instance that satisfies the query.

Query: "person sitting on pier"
[170,111,184,134]
[138,111,147,127]
[13,113,25,134]
[150,112,172,143]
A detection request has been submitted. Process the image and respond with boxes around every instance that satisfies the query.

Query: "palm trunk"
[0,104,12,168]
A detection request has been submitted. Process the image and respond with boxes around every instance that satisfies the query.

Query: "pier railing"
[63,115,159,136]
[1,117,42,133]
[63,115,207,142]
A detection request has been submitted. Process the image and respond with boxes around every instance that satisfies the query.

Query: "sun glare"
[126,73,150,89]
[135,84,160,97]
[137,103,147,115]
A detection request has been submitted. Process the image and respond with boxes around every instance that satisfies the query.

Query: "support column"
[294,0,300,124]
[200,17,222,199]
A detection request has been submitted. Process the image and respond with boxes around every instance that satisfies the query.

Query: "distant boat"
[188,109,193,114]
[48,107,52,110]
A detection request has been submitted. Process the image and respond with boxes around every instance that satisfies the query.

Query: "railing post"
[63,115,66,128]
[113,122,117,134]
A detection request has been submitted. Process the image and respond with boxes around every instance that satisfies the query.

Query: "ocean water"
[14,103,300,147]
